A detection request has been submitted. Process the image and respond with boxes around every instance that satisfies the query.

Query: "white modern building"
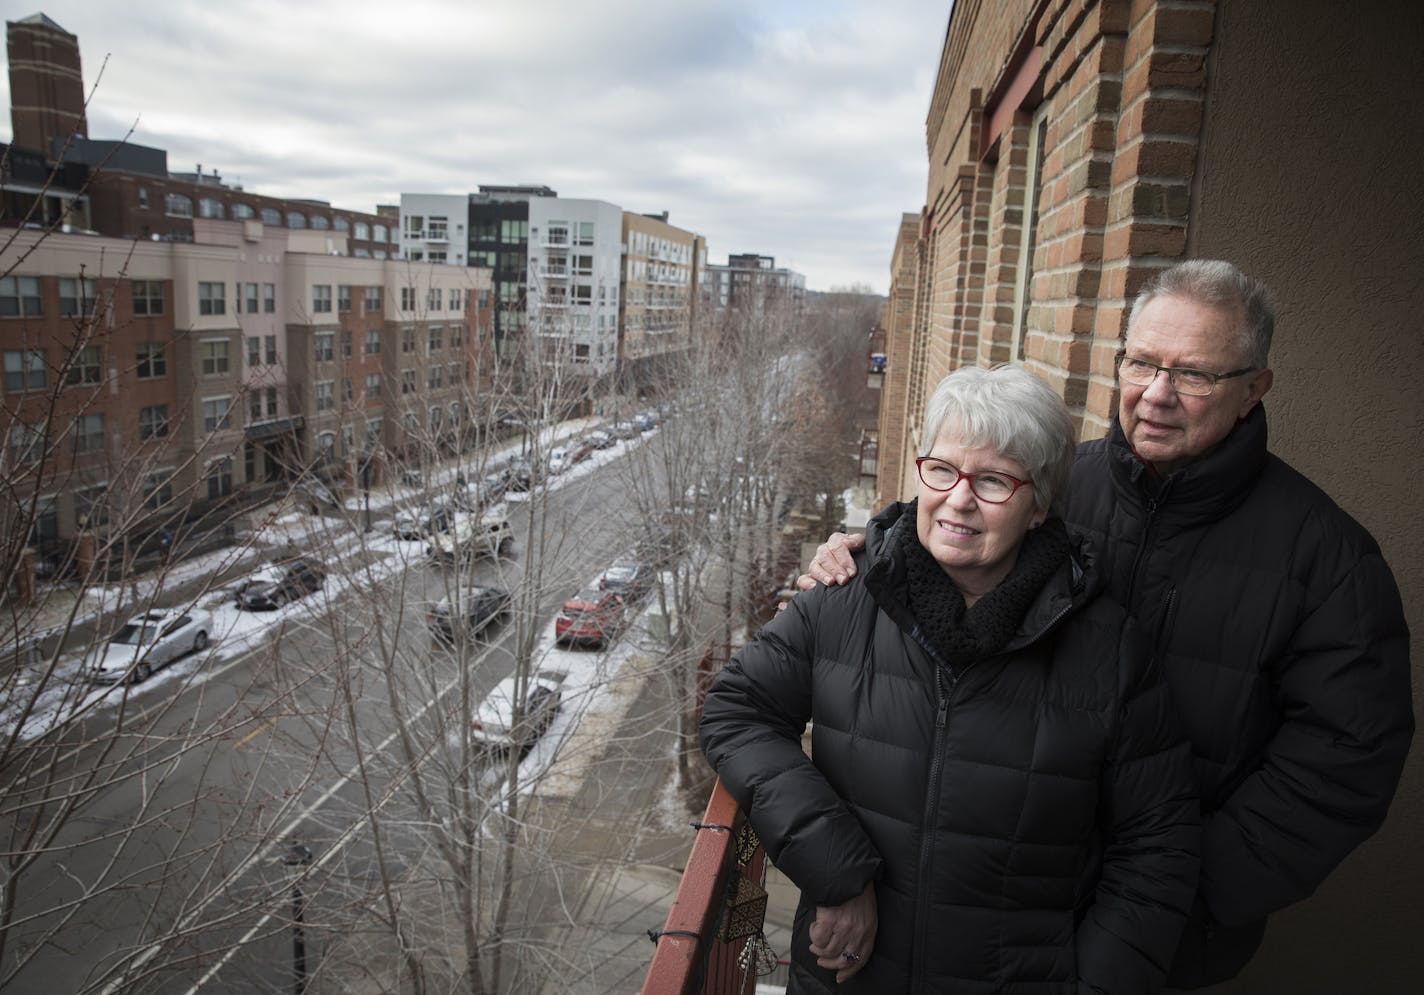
[399,193,468,266]
[526,198,623,378]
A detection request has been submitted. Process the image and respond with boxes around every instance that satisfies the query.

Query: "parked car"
[634,410,659,432]
[472,670,566,754]
[610,421,639,440]
[235,557,326,610]
[88,608,213,683]
[454,472,508,512]
[586,429,615,450]
[598,558,653,602]
[428,513,514,562]
[546,447,573,476]
[427,585,512,642]
[567,437,597,465]
[501,456,534,492]
[554,589,626,648]
[294,479,343,515]
[393,500,455,540]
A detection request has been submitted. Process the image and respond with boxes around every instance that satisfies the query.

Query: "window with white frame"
[265,335,277,365]
[364,286,381,313]
[365,373,381,398]
[401,327,415,353]
[7,420,45,465]
[373,224,388,243]
[354,221,370,240]
[133,279,165,315]
[199,198,225,219]
[139,404,169,440]
[136,343,166,379]
[365,417,382,448]
[198,281,226,315]
[400,287,415,311]
[428,326,443,353]
[338,285,352,312]
[248,337,260,366]
[316,381,335,411]
[57,278,98,318]
[265,387,278,416]
[71,413,104,453]
[315,333,334,362]
[206,458,233,499]
[428,365,443,389]
[364,329,381,354]
[312,285,332,313]
[202,397,231,433]
[201,339,230,375]
[427,288,442,311]
[1,276,43,317]
[401,369,416,395]
[263,283,276,313]
[65,345,102,386]
[166,193,193,217]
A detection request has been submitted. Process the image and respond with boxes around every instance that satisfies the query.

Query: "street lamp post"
[282,843,314,994]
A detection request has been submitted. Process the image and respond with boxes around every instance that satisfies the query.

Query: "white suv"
[428,513,514,562]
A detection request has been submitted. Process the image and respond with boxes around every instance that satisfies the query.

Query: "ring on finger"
[842,950,861,964]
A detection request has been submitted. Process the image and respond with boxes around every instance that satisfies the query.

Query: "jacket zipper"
[1125,495,1160,608]
[912,661,955,990]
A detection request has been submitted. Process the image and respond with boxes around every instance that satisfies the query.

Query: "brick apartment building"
[876,2,1423,991]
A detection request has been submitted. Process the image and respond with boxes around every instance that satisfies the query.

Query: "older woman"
[700,365,1199,993]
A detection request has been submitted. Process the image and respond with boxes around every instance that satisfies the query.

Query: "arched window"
[261,207,282,225]
[333,217,350,232]
[286,211,307,229]
[354,222,370,240]
[310,215,330,230]
[373,224,388,243]
[198,198,225,219]
[165,194,193,217]
[231,203,255,219]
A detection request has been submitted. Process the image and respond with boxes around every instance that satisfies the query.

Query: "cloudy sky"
[2,1,949,293]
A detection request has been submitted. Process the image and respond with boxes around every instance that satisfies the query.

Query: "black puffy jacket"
[701,513,1199,993]
[1069,407,1414,986]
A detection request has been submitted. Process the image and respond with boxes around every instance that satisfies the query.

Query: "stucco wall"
[1189,1,1424,990]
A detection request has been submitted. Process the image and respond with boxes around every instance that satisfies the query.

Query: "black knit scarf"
[892,500,1072,670]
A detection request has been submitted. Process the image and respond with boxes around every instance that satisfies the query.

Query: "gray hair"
[1127,259,1276,368]
[919,364,1076,514]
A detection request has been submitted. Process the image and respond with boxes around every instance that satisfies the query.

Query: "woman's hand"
[807,880,877,983]
[797,532,866,590]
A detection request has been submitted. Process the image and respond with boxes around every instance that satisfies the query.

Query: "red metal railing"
[641,779,771,995]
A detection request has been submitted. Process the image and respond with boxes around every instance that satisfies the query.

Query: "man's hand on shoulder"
[797,533,866,589]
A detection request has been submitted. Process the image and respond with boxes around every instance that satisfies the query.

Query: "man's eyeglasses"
[915,456,1032,504]
[1115,352,1256,397]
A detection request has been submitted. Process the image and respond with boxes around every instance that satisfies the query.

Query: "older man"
[801,260,1413,988]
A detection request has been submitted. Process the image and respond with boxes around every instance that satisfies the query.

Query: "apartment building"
[524,197,623,379]
[702,253,806,314]
[619,211,702,378]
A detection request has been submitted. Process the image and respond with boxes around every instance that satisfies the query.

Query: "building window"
[8,421,45,465]
[315,333,334,362]
[401,327,416,353]
[0,276,43,317]
[343,377,353,403]
[364,373,381,398]
[55,278,98,318]
[265,334,277,365]
[400,287,416,311]
[75,484,109,527]
[342,331,352,358]
[198,198,225,219]
[265,387,278,416]
[429,216,448,239]
[206,458,233,499]
[232,203,255,220]
[500,219,528,244]
[137,187,149,209]
[311,215,330,231]
[143,470,173,510]
[166,194,193,217]
[233,281,242,314]
[428,366,443,389]
[373,224,388,243]
[448,288,462,311]
[337,285,352,312]
[139,404,169,440]
[263,283,276,313]
[2,348,45,390]
[364,329,381,354]
[136,343,166,379]
[365,417,382,448]
[198,281,226,315]
[131,279,165,316]
[447,362,460,385]
[427,326,443,353]
[287,211,306,229]
[429,406,443,431]
[427,288,442,311]
[450,324,465,348]
[248,336,260,366]
[312,285,332,313]
[261,207,281,225]
[354,222,370,240]
[316,381,334,411]
[401,370,416,395]
[576,222,594,246]
[201,339,230,375]
[334,217,350,233]
[364,286,381,313]
[249,390,263,421]
[59,345,100,388]
[202,397,232,433]
[71,413,104,453]
[245,282,258,312]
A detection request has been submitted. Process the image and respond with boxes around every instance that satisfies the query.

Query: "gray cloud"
[4,0,947,290]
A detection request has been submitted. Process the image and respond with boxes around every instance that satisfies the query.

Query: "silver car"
[89,608,214,684]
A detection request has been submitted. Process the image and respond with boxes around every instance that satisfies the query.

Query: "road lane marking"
[232,712,287,749]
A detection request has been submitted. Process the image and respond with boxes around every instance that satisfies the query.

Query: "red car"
[554,589,625,648]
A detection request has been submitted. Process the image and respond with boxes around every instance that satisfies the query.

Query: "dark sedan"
[598,558,653,602]
[235,557,326,610]
[427,585,512,642]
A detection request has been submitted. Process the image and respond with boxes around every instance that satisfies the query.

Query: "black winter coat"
[1069,407,1414,987]
[701,516,1199,994]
